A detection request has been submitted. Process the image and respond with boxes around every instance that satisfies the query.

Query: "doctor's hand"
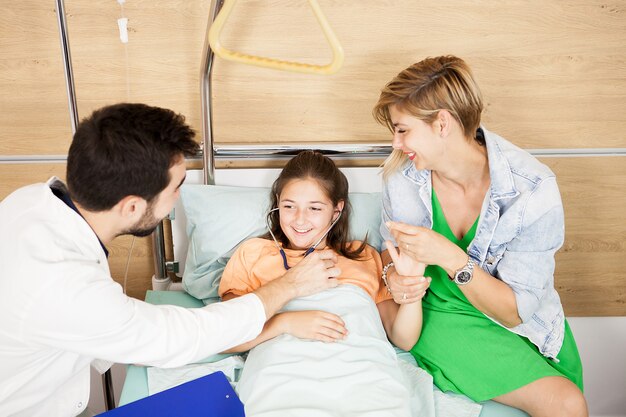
[385,240,430,304]
[254,249,340,320]
[387,221,466,273]
[283,249,341,298]
[279,310,348,342]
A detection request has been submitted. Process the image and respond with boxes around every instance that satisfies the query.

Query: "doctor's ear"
[116,195,148,219]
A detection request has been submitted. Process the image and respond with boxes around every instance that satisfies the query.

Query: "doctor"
[0,103,340,417]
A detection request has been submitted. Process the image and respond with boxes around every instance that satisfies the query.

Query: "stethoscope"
[266,207,342,270]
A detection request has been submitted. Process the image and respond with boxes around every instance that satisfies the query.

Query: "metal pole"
[55,0,79,134]
[151,0,225,284]
[201,0,224,186]
[151,1,225,282]
[103,370,115,411]
[152,223,168,280]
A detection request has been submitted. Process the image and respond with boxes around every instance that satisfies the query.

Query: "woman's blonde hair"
[373,56,484,179]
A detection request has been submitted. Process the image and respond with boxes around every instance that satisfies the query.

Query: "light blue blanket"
[236,285,481,417]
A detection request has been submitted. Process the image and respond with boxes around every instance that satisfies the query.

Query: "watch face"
[456,271,472,284]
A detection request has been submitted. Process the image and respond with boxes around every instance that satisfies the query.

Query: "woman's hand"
[387,221,467,274]
[384,241,430,304]
[279,310,348,342]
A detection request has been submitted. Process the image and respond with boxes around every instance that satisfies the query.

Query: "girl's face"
[278,178,343,250]
[388,105,443,170]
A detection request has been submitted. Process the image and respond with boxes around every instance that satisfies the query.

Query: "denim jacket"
[380,127,565,359]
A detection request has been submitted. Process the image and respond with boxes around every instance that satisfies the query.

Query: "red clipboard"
[96,371,244,416]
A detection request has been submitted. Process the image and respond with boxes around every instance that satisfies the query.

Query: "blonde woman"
[373,56,587,417]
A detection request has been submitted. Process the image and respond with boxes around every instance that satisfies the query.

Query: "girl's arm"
[222,305,348,353]
[377,241,429,351]
[378,299,424,351]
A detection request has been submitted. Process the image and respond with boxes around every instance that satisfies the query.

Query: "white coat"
[0,180,266,417]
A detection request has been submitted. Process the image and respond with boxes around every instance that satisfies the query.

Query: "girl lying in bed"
[217,151,437,417]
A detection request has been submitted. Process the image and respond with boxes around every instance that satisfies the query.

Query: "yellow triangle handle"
[208,0,344,75]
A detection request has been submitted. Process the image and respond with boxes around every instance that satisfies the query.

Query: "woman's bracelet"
[381,261,394,294]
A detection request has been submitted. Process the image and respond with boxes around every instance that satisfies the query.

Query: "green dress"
[409,190,583,402]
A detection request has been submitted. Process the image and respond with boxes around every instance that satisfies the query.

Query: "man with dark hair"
[0,103,340,417]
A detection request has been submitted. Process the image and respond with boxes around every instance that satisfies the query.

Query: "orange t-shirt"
[219,238,392,304]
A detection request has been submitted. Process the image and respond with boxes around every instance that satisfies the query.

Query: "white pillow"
[180,184,382,303]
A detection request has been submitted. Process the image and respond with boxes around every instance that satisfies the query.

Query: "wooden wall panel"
[545,157,626,316]
[2,1,625,154]
[0,4,72,154]
[106,234,154,302]
[0,1,210,155]
[0,164,66,199]
[64,1,211,133]
[211,0,626,148]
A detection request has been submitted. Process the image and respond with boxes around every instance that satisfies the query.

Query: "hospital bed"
[116,163,528,417]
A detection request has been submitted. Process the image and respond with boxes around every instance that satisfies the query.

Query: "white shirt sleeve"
[21,260,266,367]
